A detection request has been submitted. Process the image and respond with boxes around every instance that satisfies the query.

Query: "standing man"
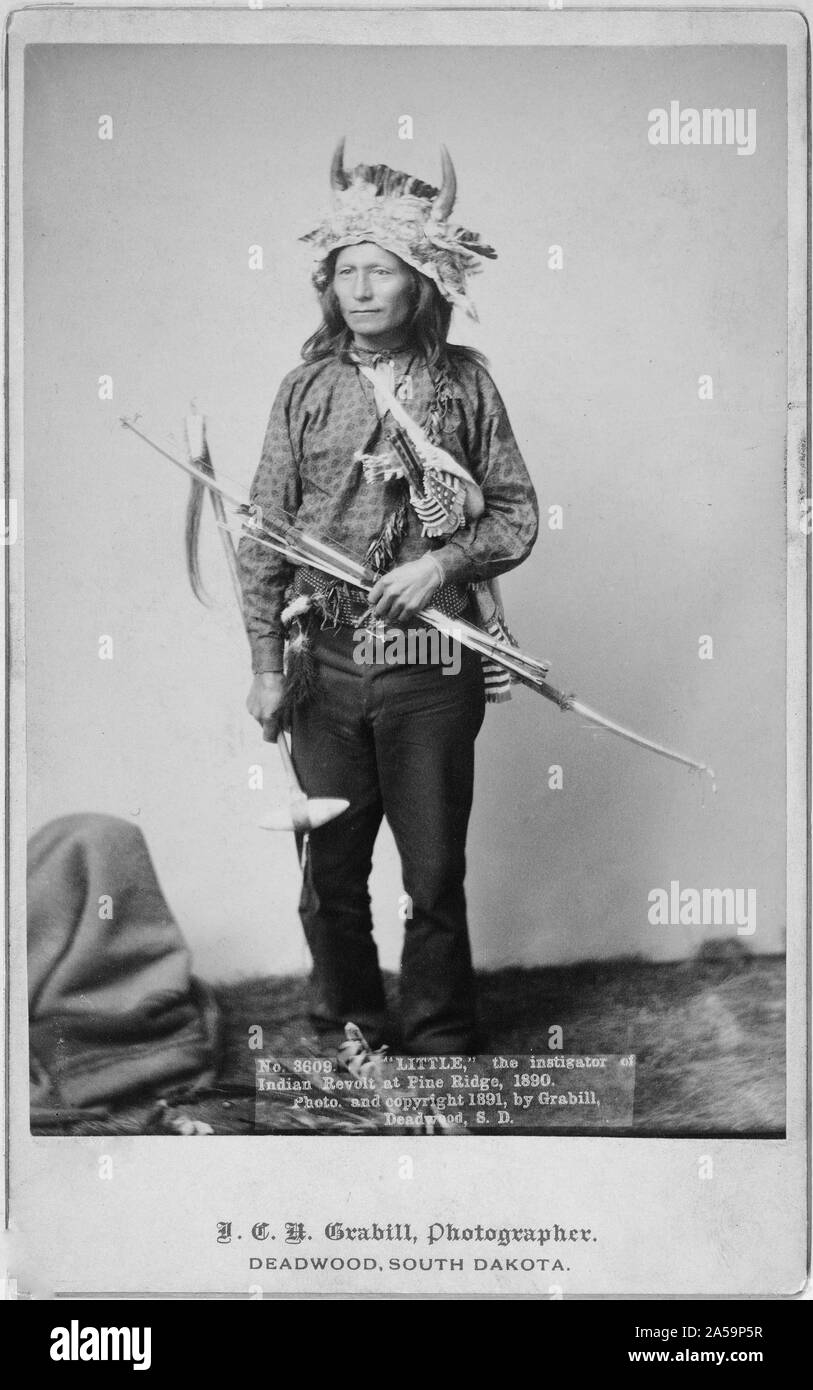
[238,141,539,1055]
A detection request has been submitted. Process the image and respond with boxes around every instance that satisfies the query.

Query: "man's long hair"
[301,248,487,373]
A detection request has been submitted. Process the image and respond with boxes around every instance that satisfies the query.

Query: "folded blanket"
[28,813,220,1124]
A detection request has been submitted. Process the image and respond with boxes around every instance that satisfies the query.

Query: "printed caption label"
[254,1054,635,1132]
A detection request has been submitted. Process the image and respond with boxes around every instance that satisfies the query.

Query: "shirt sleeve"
[429,371,539,586]
[237,376,302,674]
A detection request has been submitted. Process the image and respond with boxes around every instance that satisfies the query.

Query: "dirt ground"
[35,951,784,1137]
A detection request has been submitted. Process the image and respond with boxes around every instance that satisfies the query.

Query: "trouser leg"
[290,632,389,1047]
[372,643,486,1053]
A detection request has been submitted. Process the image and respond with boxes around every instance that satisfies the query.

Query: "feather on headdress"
[301,138,497,321]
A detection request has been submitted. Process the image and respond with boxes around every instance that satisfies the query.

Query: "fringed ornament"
[276,584,357,728]
[275,610,320,731]
[363,488,411,574]
[480,616,518,703]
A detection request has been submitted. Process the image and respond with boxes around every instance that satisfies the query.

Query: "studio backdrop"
[23,41,787,980]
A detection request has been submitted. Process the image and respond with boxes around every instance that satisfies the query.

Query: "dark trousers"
[290,623,486,1053]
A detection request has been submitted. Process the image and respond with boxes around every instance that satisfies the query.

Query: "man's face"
[333,243,415,345]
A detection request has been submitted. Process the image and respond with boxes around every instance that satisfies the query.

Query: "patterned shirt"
[237,344,539,673]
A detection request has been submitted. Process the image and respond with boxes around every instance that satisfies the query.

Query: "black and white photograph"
[3,1,809,1300]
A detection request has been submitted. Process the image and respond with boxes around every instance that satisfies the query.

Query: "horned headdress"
[301,138,497,321]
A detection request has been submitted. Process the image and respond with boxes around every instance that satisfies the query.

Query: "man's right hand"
[246,672,286,742]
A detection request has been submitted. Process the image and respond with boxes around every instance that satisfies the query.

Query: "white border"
[3,4,810,1298]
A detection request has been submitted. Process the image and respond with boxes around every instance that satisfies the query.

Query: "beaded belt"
[290,565,471,626]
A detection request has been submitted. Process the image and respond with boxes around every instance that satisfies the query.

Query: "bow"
[120,414,715,782]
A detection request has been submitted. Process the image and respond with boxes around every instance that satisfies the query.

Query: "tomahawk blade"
[259,797,350,832]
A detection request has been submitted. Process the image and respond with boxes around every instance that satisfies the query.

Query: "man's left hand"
[368,554,443,622]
